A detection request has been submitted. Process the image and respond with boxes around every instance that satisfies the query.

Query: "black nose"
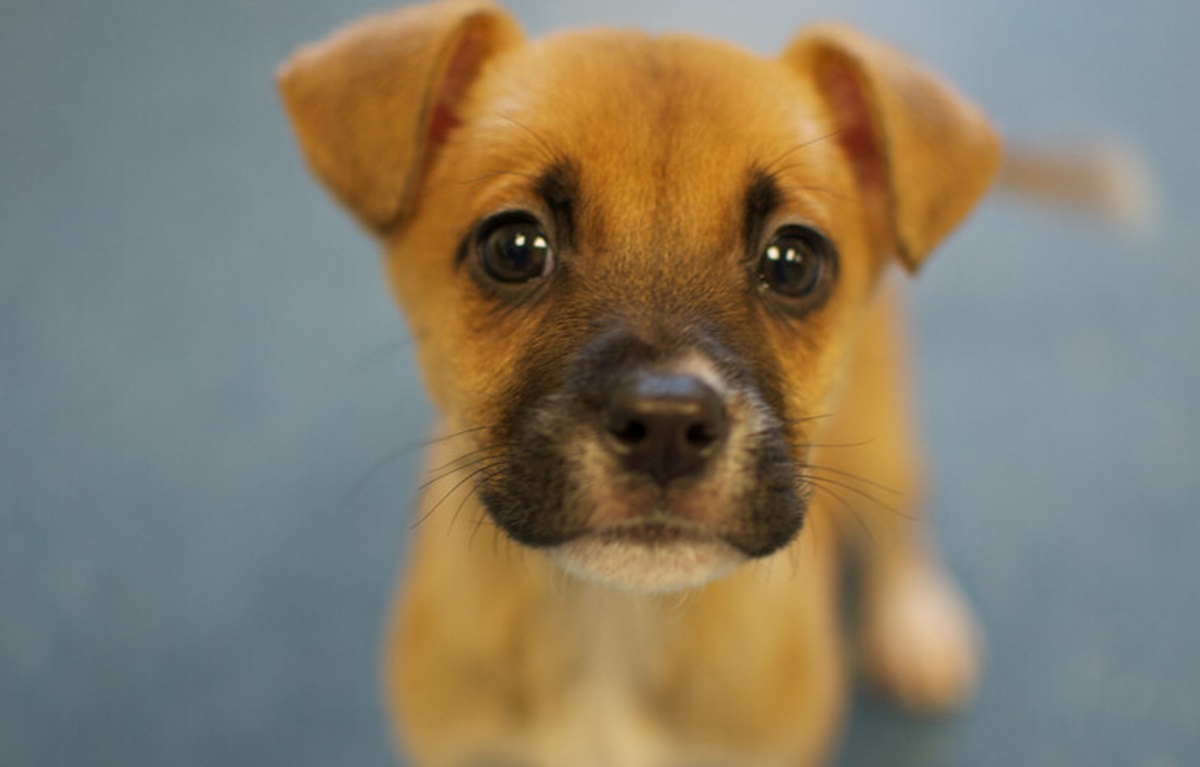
[603,373,729,485]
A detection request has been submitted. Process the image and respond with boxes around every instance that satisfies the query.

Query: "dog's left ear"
[277,1,523,233]
[783,24,1002,270]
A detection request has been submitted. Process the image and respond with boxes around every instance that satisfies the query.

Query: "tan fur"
[279,2,1013,765]
[389,442,845,767]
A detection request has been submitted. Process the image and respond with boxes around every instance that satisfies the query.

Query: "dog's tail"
[994,141,1158,231]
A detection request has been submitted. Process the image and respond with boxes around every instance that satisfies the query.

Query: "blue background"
[2,1,1197,765]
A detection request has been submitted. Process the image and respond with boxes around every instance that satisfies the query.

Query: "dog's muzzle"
[478,327,807,592]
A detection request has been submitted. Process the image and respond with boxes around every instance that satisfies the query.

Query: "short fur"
[280,2,1008,765]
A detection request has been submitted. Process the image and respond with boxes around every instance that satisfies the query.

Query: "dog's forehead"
[456,30,841,238]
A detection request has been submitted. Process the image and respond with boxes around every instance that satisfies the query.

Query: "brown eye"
[478,217,555,284]
[757,225,837,304]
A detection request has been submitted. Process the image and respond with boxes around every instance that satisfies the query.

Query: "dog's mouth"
[492,425,806,591]
[479,407,806,591]
[548,519,748,593]
[596,519,713,546]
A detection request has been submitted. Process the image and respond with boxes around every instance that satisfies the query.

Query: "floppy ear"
[783,24,1002,270]
[277,0,523,233]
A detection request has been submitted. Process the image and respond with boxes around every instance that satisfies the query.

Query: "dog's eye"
[757,225,837,304]
[478,219,554,284]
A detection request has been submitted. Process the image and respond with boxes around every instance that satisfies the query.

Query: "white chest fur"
[532,588,675,767]
[520,585,782,767]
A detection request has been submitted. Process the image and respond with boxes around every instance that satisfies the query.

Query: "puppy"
[279,2,1032,764]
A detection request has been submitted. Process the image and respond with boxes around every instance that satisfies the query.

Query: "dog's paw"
[859,558,982,715]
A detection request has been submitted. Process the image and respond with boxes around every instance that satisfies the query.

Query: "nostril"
[611,418,648,445]
[685,421,717,448]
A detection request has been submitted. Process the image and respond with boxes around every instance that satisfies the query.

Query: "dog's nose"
[603,373,728,485]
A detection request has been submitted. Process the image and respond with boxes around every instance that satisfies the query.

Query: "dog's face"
[393,33,878,591]
[279,3,1000,592]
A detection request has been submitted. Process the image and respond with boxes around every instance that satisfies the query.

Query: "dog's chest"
[531,597,674,767]
[522,594,774,767]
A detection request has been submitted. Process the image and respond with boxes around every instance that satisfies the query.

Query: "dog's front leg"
[818,281,982,714]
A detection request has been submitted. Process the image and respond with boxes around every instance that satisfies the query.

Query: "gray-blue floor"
[2,1,1197,765]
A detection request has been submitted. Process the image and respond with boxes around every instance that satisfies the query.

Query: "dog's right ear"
[783,24,1001,271]
[277,1,523,233]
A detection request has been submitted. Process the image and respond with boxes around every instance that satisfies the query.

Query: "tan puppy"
[279,2,1005,764]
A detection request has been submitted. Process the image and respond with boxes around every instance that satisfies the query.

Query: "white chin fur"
[548,537,746,594]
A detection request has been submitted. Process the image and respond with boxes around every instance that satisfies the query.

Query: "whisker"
[415,455,507,507]
[786,532,802,580]
[800,490,822,561]
[417,424,496,449]
[760,128,845,178]
[492,111,561,166]
[468,503,492,550]
[417,458,487,496]
[801,474,913,521]
[419,443,512,488]
[800,463,903,496]
[446,482,482,537]
[447,463,505,537]
[795,438,877,451]
[805,480,875,544]
[336,425,502,516]
[337,444,419,512]
[492,521,504,558]
[411,460,509,530]
[780,412,835,426]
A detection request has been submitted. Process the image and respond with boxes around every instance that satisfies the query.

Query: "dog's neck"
[393,427,846,766]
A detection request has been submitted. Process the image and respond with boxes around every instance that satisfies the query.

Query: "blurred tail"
[995,142,1158,231]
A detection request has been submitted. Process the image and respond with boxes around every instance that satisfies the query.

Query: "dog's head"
[279,0,1000,592]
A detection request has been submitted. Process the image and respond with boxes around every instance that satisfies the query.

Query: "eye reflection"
[478,218,555,284]
[757,225,837,305]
